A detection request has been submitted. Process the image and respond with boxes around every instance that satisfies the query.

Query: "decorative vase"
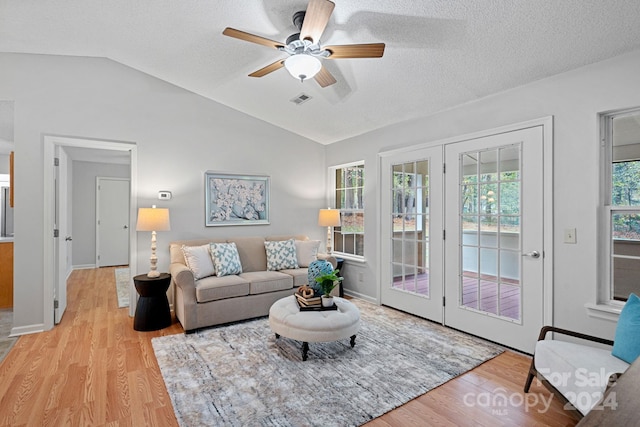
[307,260,334,294]
[321,295,334,308]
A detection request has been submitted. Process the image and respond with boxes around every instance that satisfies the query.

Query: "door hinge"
[54,300,59,309]
[54,157,59,166]
[53,229,59,238]
[443,229,446,240]
[443,163,446,173]
[443,296,446,307]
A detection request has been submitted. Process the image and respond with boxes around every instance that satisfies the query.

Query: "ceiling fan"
[222,0,385,88]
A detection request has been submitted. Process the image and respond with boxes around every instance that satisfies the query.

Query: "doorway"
[43,136,138,330]
[380,119,552,353]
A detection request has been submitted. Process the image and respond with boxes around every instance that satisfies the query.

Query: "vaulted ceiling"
[2,1,640,145]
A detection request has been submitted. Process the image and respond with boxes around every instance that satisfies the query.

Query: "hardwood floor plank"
[0,267,580,426]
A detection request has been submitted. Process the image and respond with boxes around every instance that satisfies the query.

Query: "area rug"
[152,299,504,427]
[0,309,17,364]
[114,268,130,308]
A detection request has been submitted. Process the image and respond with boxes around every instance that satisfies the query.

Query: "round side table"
[133,273,172,331]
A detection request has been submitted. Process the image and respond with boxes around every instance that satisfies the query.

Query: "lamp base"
[147,270,160,278]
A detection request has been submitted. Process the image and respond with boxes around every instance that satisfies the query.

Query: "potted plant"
[315,269,343,307]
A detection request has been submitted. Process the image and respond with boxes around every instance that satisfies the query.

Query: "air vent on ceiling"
[290,93,312,106]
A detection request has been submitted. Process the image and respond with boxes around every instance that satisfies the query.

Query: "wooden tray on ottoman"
[295,295,338,312]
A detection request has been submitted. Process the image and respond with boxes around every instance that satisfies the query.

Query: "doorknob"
[522,250,540,259]
[124,225,129,229]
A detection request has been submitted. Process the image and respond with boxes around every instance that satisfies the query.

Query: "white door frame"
[378,116,554,328]
[43,135,139,330]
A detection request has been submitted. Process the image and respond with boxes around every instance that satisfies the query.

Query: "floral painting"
[205,172,270,226]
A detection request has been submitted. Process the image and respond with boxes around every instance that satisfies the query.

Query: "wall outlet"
[158,191,172,200]
[358,272,364,282]
[564,228,577,244]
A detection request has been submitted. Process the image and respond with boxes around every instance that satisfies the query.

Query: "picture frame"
[204,172,270,226]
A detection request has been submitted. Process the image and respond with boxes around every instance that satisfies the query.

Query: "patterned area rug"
[152,299,504,427]
[114,268,130,308]
[0,309,17,364]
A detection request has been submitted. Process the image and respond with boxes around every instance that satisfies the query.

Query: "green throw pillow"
[612,292,640,364]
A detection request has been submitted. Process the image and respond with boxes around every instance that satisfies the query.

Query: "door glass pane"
[459,145,522,321]
[390,160,430,297]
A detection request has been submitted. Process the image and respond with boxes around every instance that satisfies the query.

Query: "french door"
[380,147,444,322]
[381,124,546,353]
[444,126,544,353]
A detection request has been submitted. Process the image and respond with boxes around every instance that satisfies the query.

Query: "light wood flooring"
[0,267,579,426]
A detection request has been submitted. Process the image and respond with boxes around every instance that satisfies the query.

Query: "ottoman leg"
[302,342,309,361]
[275,333,280,339]
[350,335,356,348]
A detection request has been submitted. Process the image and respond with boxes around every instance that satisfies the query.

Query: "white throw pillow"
[210,242,243,277]
[295,240,321,267]
[264,239,299,271]
[181,244,216,279]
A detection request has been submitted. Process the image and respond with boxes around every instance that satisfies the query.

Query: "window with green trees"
[332,162,364,257]
[603,108,640,302]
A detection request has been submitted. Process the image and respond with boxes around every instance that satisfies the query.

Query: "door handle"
[124,225,129,229]
[522,250,540,259]
[65,236,72,241]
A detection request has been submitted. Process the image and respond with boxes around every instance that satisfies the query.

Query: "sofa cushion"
[240,271,293,295]
[181,244,215,279]
[210,242,243,277]
[534,339,629,415]
[280,268,309,287]
[295,240,321,267]
[612,292,640,363]
[227,237,267,272]
[195,275,250,303]
[264,239,299,271]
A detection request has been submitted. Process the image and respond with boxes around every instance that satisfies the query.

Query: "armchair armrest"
[536,325,614,347]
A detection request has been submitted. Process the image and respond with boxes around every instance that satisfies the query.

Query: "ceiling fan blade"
[222,27,284,50]
[248,59,285,78]
[314,66,337,88]
[324,43,386,59]
[300,0,335,44]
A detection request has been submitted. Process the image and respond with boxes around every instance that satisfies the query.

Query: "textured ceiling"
[1,0,640,145]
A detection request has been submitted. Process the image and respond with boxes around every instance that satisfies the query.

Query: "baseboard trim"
[10,323,45,337]
[343,289,377,304]
[73,264,97,270]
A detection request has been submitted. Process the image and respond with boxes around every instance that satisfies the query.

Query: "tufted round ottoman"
[269,295,360,361]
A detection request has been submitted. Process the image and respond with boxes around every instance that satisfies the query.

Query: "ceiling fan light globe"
[284,54,321,82]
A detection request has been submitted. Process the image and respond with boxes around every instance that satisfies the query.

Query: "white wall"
[0,53,327,333]
[72,161,130,268]
[0,155,9,174]
[327,49,640,340]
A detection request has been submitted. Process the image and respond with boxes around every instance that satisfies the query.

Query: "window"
[602,107,640,303]
[331,162,364,258]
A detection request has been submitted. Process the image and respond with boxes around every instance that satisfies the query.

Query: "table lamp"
[136,205,171,278]
[318,208,341,255]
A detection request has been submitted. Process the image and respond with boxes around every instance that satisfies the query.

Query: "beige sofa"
[169,235,336,333]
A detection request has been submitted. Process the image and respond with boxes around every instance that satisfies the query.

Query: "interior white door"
[96,178,130,267]
[54,149,69,324]
[380,146,444,322]
[444,126,544,353]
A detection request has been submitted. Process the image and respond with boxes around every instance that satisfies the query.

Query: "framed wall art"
[204,172,270,226]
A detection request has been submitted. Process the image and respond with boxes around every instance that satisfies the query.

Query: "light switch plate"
[564,228,577,244]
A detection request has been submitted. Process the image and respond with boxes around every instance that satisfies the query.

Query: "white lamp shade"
[136,207,171,232]
[284,54,322,81]
[318,208,341,227]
